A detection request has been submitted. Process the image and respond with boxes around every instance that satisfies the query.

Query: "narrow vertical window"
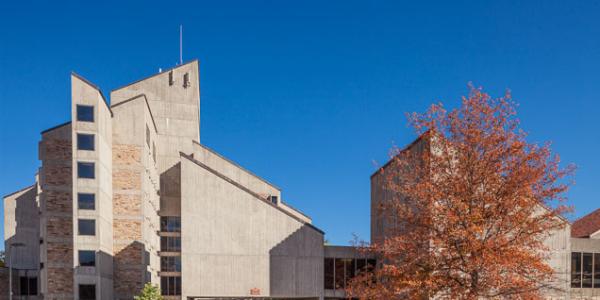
[76,105,94,122]
[146,125,150,148]
[77,162,95,179]
[153,142,156,162]
[572,252,582,288]
[583,252,593,288]
[595,253,600,288]
[168,71,174,86]
[324,258,334,289]
[77,134,95,151]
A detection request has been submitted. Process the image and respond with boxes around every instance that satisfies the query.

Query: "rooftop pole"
[179,25,183,65]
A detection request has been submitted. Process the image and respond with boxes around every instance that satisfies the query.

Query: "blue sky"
[1,1,599,250]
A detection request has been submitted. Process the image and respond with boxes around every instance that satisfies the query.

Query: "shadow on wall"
[4,185,40,298]
[269,224,324,299]
[160,163,181,214]
[114,241,152,299]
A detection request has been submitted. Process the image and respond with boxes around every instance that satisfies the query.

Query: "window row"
[161,236,181,252]
[324,258,376,290]
[161,276,181,296]
[572,252,600,288]
[161,217,181,233]
[161,256,182,272]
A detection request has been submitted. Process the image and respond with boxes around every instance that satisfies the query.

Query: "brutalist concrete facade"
[3,60,600,300]
[2,60,337,300]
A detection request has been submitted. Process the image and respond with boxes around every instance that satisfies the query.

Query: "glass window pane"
[20,276,28,295]
[161,217,181,232]
[583,253,593,288]
[79,250,95,266]
[356,259,367,274]
[595,253,600,288]
[78,193,95,210]
[324,258,334,289]
[77,105,94,122]
[572,252,582,288]
[334,258,345,289]
[78,162,95,179]
[161,256,181,272]
[79,284,96,300]
[77,134,95,151]
[28,277,37,295]
[78,219,95,236]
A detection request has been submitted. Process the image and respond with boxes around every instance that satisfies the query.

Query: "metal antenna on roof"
[179,25,183,65]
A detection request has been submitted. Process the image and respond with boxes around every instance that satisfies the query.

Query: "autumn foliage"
[348,86,574,299]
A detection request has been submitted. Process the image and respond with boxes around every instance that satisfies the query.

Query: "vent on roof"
[268,195,278,205]
[183,72,190,88]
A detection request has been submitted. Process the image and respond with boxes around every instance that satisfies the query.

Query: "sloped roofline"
[370,130,431,178]
[110,94,158,133]
[41,121,71,134]
[192,140,280,191]
[2,184,35,199]
[71,72,113,117]
[180,152,324,235]
[111,59,199,93]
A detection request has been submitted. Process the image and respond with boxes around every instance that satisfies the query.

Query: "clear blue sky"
[1,1,599,250]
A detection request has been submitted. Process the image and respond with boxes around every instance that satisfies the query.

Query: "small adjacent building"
[2,60,599,299]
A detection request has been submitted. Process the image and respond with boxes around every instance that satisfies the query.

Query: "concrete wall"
[542,222,572,298]
[71,74,114,300]
[3,185,39,270]
[179,154,324,298]
[111,61,200,218]
[111,95,161,298]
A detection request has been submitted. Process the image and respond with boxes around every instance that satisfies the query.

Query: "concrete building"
[2,60,599,299]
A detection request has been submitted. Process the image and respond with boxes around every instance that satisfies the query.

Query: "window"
[77,105,94,122]
[161,217,181,232]
[334,258,345,289]
[78,162,95,179]
[161,236,181,252]
[78,219,95,236]
[79,250,95,266]
[77,134,95,151]
[572,252,582,288]
[78,193,95,210]
[146,125,150,148]
[324,258,334,289]
[169,71,174,86]
[79,284,96,300]
[161,276,181,295]
[19,276,37,295]
[595,253,600,288]
[161,256,181,272]
[583,253,593,288]
[183,73,190,88]
[153,142,156,162]
[269,195,278,205]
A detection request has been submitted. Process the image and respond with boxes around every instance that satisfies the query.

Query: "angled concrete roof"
[572,208,600,238]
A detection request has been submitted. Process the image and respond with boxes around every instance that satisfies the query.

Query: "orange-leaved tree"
[348,86,574,299]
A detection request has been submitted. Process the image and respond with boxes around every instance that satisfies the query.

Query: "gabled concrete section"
[179,153,324,299]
